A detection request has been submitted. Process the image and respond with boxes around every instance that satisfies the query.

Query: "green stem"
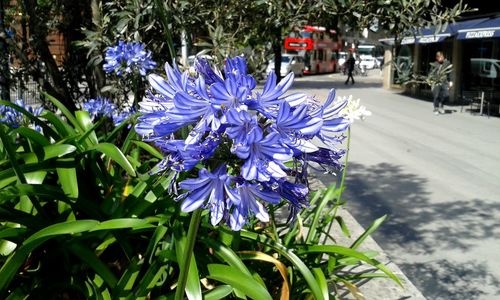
[337,127,351,205]
[323,127,351,243]
[175,209,202,300]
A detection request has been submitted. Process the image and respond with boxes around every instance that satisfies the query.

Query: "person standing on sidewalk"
[345,52,356,85]
[429,51,453,114]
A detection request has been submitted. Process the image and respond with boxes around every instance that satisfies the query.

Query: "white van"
[265,54,305,77]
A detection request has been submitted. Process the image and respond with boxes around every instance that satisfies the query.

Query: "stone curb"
[310,178,426,300]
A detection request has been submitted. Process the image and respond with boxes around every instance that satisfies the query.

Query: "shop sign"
[465,30,495,39]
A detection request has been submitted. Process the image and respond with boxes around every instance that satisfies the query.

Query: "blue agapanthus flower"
[136,55,356,230]
[0,100,44,131]
[82,96,117,121]
[103,40,157,76]
[112,107,136,127]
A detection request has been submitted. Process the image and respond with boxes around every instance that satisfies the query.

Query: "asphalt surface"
[288,71,500,300]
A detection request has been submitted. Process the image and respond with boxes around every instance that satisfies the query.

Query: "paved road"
[289,71,500,300]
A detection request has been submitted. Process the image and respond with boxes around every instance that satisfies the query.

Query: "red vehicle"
[284,25,342,74]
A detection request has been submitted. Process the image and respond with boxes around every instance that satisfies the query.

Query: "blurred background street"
[290,71,500,300]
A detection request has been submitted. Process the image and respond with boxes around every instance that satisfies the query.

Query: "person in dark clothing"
[345,53,356,84]
[429,51,453,114]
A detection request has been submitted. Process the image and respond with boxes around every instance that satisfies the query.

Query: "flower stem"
[323,127,351,244]
[337,127,351,204]
[175,209,202,300]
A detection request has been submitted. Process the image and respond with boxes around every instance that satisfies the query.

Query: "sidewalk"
[293,72,500,299]
[309,177,427,300]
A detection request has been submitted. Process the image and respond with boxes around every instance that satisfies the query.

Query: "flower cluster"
[103,40,157,76]
[137,56,358,230]
[82,96,136,127]
[0,100,44,131]
[82,96,116,120]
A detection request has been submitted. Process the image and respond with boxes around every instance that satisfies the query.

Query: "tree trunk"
[273,27,282,82]
[22,0,77,111]
[0,0,10,101]
[90,0,105,97]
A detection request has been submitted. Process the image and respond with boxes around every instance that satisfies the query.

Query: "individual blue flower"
[103,40,157,76]
[194,57,223,85]
[272,101,323,153]
[113,107,136,127]
[138,67,220,143]
[82,96,116,121]
[249,72,307,116]
[152,132,221,174]
[224,109,262,146]
[305,147,346,173]
[264,179,309,222]
[233,131,293,182]
[229,181,281,231]
[316,89,350,145]
[178,165,239,226]
[224,56,257,91]
[210,77,250,109]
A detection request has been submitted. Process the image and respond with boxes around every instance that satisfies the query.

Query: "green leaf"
[89,143,136,176]
[68,242,119,288]
[41,110,75,137]
[0,183,68,203]
[306,185,339,244]
[75,111,99,145]
[297,245,402,287]
[89,218,152,231]
[350,215,386,250]
[201,237,252,277]
[203,285,233,300]
[23,220,98,247]
[131,140,163,160]
[114,256,143,296]
[312,268,329,300]
[0,100,58,139]
[57,162,79,198]
[335,216,351,238]
[21,144,77,162]
[42,92,83,132]
[12,127,49,146]
[207,264,272,300]
[235,229,324,300]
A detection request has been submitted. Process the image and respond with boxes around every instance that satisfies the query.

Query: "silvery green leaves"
[137,56,352,230]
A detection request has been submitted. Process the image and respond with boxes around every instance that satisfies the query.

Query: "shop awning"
[378,34,448,45]
[379,18,492,45]
[457,17,500,40]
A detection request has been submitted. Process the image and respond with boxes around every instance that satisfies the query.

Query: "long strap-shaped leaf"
[0,219,152,293]
[89,143,136,176]
[296,244,402,287]
[207,264,273,300]
[42,92,83,132]
[232,229,325,300]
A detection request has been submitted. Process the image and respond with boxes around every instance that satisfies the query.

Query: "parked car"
[359,56,378,69]
[265,54,305,77]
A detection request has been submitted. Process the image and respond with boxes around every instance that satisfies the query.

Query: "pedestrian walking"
[345,52,356,85]
[429,51,453,114]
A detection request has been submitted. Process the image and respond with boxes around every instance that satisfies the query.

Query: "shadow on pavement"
[315,162,500,299]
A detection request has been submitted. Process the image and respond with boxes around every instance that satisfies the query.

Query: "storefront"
[380,16,500,112]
